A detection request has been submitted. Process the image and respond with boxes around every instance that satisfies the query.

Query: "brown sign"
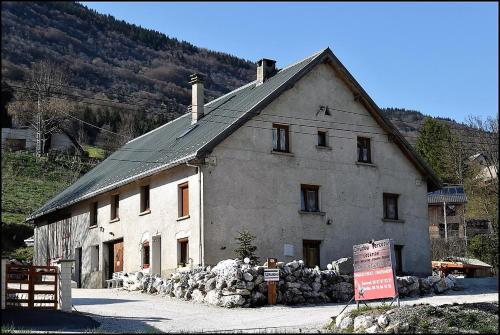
[267,258,277,305]
[353,239,397,301]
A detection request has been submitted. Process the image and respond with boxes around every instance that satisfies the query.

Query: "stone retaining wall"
[118,259,458,308]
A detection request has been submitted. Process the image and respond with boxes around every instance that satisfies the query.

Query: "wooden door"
[113,241,124,273]
[303,240,321,268]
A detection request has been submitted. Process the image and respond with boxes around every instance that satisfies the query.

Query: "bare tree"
[9,60,73,156]
[463,115,499,235]
[465,115,499,189]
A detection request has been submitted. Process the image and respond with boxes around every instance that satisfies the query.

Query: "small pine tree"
[234,230,259,265]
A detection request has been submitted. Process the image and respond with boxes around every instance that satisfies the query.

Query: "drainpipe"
[186,161,204,267]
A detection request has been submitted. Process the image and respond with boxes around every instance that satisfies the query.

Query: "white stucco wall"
[201,62,431,276]
[35,164,200,288]
[34,60,433,285]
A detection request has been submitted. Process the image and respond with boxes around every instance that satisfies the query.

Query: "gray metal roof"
[428,185,467,204]
[28,50,323,220]
[29,47,441,221]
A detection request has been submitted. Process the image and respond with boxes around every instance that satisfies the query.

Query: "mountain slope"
[0,1,479,148]
[1,1,255,122]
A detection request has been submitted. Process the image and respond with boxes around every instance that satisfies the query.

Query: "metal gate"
[5,264,58,309]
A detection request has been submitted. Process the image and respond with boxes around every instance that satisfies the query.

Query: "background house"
[2,126,77,153]
[428,185,467,240]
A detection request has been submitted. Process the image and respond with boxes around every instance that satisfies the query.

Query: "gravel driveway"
[72,277,498,333]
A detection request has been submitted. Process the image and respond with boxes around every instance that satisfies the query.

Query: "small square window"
[445,204,456,216]
[272,124,290,152]
[301,184,320,212]
[89,202,98,227]
[111,194,119,220]
[178,183,189,218]
[140,185,150,213]
[317,131,327,147]
[357,137,371,163]
[178,238,189,266]
[383,193,399,220]
[142,241,150,269]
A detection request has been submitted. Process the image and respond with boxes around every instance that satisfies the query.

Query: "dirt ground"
[71,277,498,333]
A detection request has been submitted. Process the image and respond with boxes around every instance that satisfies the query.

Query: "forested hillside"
[1,1,255,147]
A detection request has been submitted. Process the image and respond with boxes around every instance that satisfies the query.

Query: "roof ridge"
[126,113,190,144]
[278,48,327,72]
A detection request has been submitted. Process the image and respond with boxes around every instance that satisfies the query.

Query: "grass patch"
[84,145,106,160]
[1,151,96,255]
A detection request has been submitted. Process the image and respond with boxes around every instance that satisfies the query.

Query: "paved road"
[72,278,498,333]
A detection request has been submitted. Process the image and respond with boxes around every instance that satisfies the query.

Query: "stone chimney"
[256,58,276,84]
[190,73,205,124]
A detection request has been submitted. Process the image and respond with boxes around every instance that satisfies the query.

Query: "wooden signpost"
[265,257,278,305]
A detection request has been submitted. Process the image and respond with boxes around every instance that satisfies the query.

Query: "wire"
[8,79,496,136]
[6,105,498,159]
[10,92,498,150]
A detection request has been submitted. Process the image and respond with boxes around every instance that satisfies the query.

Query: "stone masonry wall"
[118,259,458,308]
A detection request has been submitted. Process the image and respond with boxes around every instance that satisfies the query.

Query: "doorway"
[106,239,124,280]
[75,247,82,288]
[303,240,321,268]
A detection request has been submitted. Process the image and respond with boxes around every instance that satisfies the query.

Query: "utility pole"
[36,93,42,157]
[443,200,448,242]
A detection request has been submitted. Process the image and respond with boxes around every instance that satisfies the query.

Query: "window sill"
[139,209,151,216]
[382,218,405,223]
[356,161,377,167]
[271,150,294,157]
[316,145,332,150]
[89,225,98,229]
[109,218,120,223]
[298,210,326,216]
[177,215,190,221]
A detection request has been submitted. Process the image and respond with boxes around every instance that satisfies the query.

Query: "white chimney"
[256,58,276,84]
[190,73,205,124]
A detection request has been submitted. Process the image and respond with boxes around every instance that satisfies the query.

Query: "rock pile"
[118,259,458,308]
[336,308,411,333]
[120,259,353,307]
[396,274,458,297]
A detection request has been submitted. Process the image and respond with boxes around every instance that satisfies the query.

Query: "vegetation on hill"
[1,151,96,260]
[1,1,255,150]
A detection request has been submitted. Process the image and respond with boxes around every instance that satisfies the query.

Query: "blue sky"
[81,2,498,122]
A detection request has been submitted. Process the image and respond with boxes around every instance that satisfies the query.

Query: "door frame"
[104,238,124,280]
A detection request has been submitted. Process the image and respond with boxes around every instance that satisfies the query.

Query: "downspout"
[186,161,204,267]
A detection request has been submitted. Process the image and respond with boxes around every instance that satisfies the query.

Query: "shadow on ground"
[78,313,168,333]
[1,309,100,332]
[73,297,138,305]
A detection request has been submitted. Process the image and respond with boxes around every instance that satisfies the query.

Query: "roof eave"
[27,153,196,222]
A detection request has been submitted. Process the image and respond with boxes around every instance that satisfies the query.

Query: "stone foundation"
[118,259,458,308]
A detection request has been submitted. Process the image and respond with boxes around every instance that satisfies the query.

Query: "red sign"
[353,239,397,301]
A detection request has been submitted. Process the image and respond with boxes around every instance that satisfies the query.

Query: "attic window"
[177,124,198,139]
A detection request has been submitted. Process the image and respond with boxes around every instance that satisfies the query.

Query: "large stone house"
[29,48,440,288]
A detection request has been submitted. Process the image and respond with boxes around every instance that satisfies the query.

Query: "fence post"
[1,257,7,310]
[56,259,74,313]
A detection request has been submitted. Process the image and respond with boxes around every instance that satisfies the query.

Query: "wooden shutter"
[182,185,189,216]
